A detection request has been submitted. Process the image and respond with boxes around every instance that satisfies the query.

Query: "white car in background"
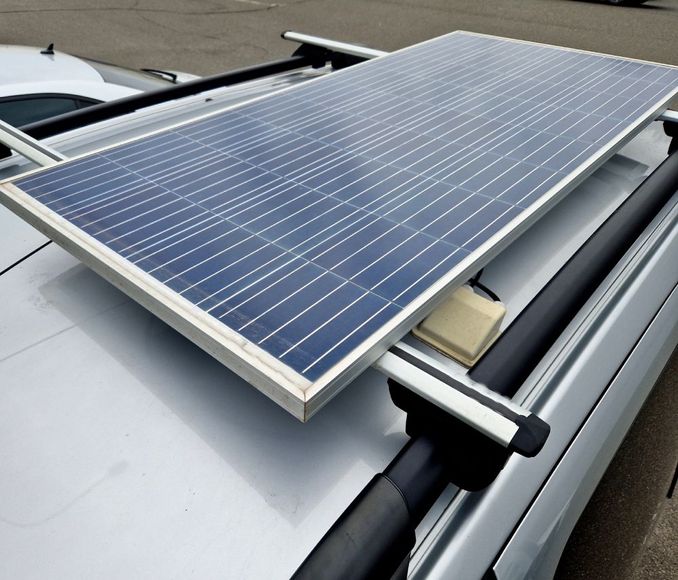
[0,43,196,127]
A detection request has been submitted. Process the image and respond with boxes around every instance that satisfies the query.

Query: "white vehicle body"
[0,45,198,129]
[0,45,136,98]
[0,38,675,579]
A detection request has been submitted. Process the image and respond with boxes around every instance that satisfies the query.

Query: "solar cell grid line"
[7,48,672,312]
[3,32,678,420]
[314,56,620,170]
[123,215,222,260]
[308,49,578,114]
[302,47,560,112]
[206,45,552,137]
[247,55,560,143]
[10,48,668,258]
[398,57,632,133]
[187,56,616,224]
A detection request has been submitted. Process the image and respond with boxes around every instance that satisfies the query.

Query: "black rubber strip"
[291,474,415,580]
[470,148,678,397]
[0,240,52,277]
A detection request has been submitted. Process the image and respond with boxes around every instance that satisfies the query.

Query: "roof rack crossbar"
[373,343,550,457]
[282,31,388,60]
[658,109,678,124]
[0,119,66,166]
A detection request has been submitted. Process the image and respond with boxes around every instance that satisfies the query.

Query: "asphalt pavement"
[1,0,676,578]
[0,0,677,73]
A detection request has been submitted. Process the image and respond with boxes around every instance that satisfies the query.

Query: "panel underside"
[3,32,677,419]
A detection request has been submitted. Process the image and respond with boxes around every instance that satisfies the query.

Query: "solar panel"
[2,32,677,419]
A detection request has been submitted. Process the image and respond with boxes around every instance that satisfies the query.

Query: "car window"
[0,95,99,127]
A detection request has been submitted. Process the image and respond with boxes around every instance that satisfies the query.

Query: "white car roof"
[0,46,139,101]
[0,45,103,84]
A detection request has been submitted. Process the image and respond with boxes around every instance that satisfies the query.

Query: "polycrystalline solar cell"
[5,32,678,419]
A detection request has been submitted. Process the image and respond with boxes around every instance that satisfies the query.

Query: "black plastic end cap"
[663,116,678,137]
[508,413,550,457]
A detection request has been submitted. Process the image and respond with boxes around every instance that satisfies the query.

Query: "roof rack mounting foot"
[374,342,551,458]
[662,111,678,154]
[289,37,370,70]
[388,379,514,491]
[289,42,334,69]
[292,370,546,580]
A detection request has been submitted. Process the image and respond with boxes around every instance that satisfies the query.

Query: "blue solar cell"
[8,32,678,407]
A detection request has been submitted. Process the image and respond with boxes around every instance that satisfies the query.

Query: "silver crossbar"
[373,342,550,457]
[282,31,388,60]
[0,119,65,167]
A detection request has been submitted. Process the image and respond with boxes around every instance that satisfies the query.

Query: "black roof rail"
[14,33,386,145]
[12,33,383,146]
[469,134,678,396]
[16,55,321,143]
